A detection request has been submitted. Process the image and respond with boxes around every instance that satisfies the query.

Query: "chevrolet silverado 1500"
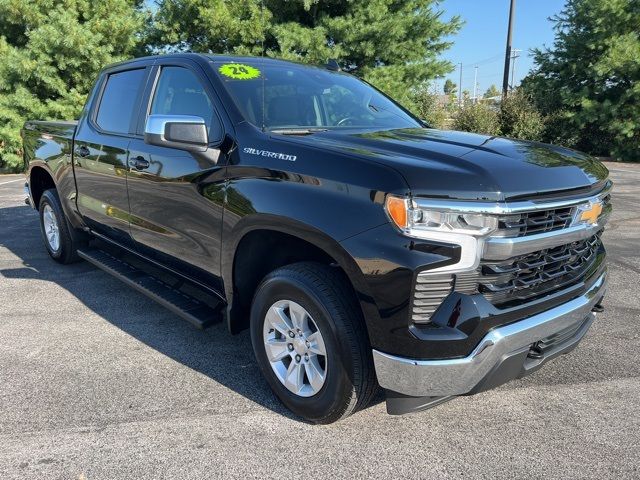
[22,54,610,423]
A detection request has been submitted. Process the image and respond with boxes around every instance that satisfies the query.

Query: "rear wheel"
[250,262,377,423]
[38,189,86,264]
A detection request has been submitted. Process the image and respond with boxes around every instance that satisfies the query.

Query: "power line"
[471,54,504,67]
[452,53,503,70]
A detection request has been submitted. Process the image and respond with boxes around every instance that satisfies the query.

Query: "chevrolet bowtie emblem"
[580,202,603,225]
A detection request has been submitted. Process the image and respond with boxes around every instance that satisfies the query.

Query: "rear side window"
[95,69,146,134]
[150,66,221,141]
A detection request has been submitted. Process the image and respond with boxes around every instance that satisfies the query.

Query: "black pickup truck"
[22,54,610,423]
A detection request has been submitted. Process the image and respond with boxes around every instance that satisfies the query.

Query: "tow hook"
[527,343,544,360]
[592,303,604,313]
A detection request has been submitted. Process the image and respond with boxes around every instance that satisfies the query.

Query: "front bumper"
[373,270,606,400]
[24,181,33,208]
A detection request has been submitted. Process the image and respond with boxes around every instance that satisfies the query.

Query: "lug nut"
[304,354,309,362]
[288,343,294,351]
[288,331,295,338]
[295,354,301,362]
[305,341,310,348]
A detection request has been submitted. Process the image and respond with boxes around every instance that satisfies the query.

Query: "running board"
[77,247,223,329]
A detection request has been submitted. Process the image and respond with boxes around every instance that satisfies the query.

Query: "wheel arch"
[223,216,379,337]
[29,164,56,211]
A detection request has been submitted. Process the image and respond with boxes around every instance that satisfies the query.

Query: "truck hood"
[287,128,609,201]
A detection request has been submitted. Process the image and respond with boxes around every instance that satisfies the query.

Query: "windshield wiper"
[269,128,329,135]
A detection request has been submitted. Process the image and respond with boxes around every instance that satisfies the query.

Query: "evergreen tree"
[483,84,500,99]
[149,0,462,107]
[444,79,457,95]
[521,0,640,160]
[0,0,146,171]
[147,0,267,56]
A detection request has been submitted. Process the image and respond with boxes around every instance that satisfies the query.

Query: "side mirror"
[144,114,208,152]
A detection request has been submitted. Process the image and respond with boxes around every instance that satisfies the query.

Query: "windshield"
[212,60,421,131]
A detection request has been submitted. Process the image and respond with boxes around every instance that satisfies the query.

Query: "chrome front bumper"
[24,182,33,208]
[373,271,607,398]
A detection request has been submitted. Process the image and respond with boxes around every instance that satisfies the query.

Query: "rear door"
[73,65,150,247]
[126,60,228,289]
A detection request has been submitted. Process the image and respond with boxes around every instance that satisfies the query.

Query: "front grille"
[411,189,611,322]
[498,207,575,237]
[456,233,603,307]
[496,194,611,238]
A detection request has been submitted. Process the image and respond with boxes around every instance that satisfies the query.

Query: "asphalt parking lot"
[1,163,639,479]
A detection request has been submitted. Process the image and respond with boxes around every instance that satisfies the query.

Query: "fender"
[22,121,84,229]
[222,213,383,338]
[219,124,412,336]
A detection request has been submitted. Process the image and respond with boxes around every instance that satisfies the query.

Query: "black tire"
[38,189,86,264]
[250,262,378,424]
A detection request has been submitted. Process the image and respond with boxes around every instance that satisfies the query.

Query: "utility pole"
[510,49,521,90]
[502,0,516,98]
[473,66,478,103]
[458,62,463,107]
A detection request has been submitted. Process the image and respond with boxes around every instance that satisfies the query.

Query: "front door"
[73,66,149,248]
[126,63,227,290]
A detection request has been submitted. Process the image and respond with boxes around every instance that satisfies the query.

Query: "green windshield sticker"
[219,63,261,80]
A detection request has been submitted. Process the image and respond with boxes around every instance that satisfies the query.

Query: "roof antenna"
[326,59,341,71]
[261,0,266,132]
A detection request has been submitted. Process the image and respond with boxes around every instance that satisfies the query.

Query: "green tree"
[410,87,447,129]
[498,89,544,141]
[483,84,500,99]
[521,0,640,160]
[443,79,457,95]
[149,0,462,106]
[147,0,267,56]
[452,102,500,136]
[0,0,146,172]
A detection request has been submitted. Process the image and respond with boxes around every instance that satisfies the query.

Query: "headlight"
[385,195,499,272]
[385,195,498,236]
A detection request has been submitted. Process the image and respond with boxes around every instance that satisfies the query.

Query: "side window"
[150,67,221,141]
[95,69,146,134]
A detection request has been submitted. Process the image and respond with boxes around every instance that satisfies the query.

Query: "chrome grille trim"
[412,182,612,215]
[495,193,611,238]
[483,222,607,261]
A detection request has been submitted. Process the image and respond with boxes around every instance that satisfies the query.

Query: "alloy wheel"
[262,299,328,397]
[42,204,60,252]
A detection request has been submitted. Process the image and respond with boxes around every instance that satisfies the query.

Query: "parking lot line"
[0,179,23,186]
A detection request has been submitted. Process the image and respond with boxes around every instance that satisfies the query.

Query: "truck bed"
[22,120,78,168]
[23,120,77,137]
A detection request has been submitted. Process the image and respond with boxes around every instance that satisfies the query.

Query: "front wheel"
[250,262,377,423]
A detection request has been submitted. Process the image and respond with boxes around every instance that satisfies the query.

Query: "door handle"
[77,145,90,158]
[129,156,150,170]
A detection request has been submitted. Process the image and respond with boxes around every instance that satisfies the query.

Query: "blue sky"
[435,0,566,95]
